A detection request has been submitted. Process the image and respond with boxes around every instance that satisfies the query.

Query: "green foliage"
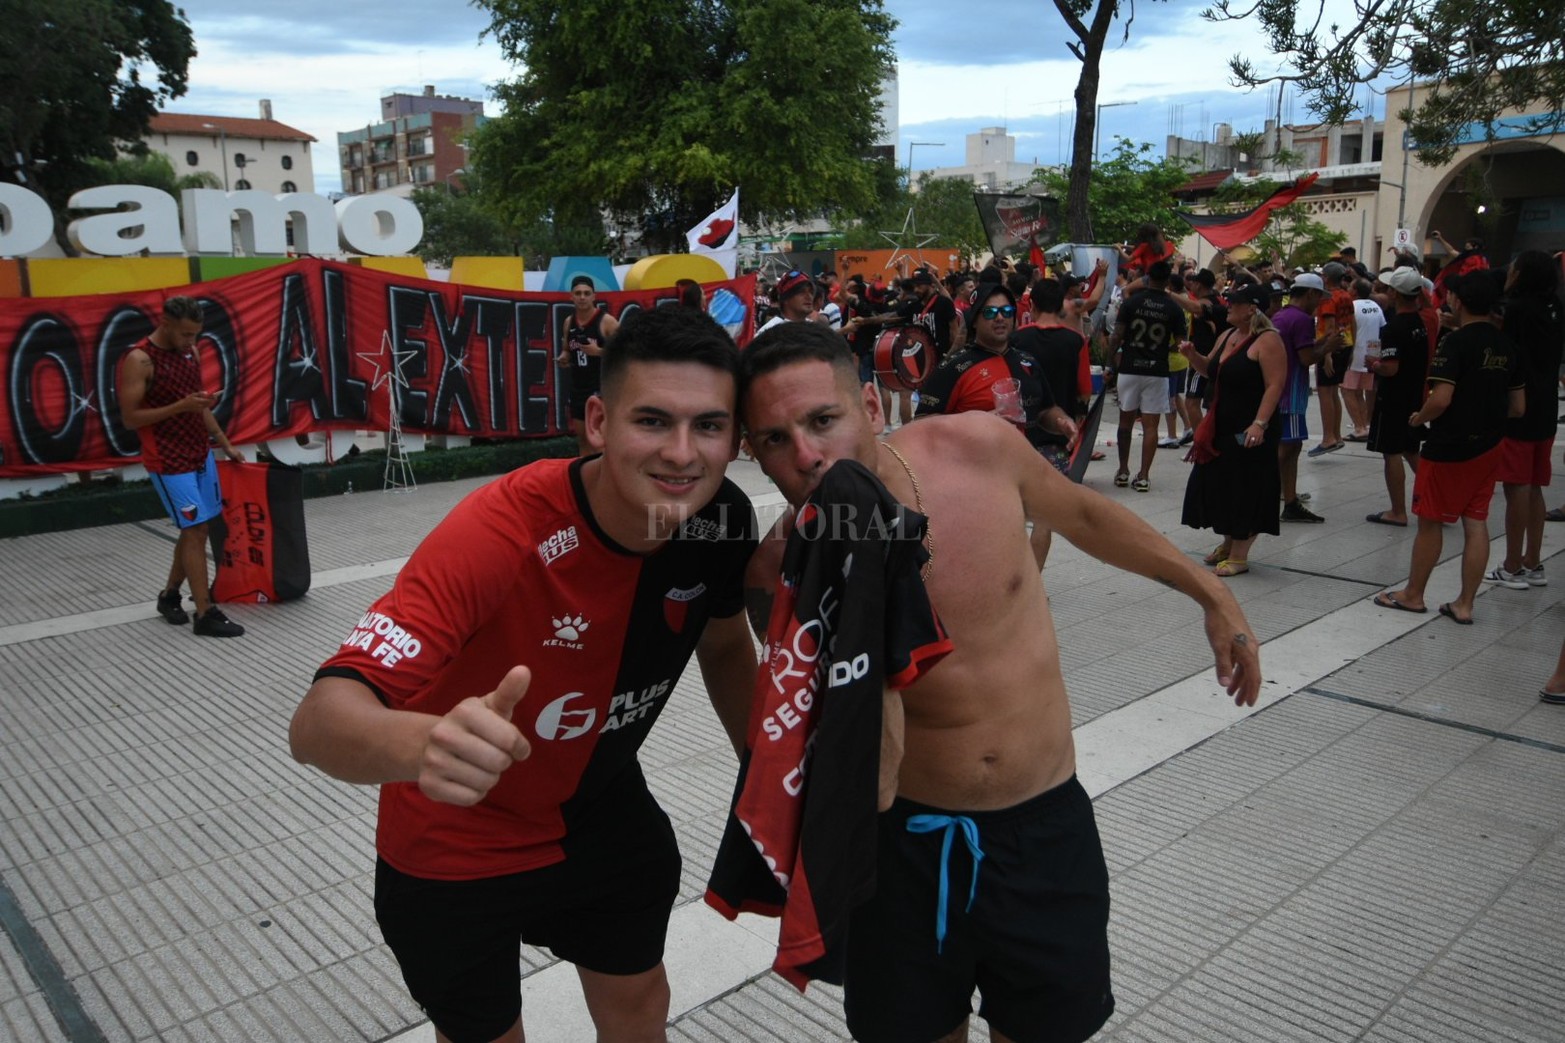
[1204,0,1565,166]
[411,187,522,267]
[471,0,896,253]
[1030,139,1192,245]
[0,1,196,218]
[1206,177,1347,268]
[84,151,219,195]
[836,167,988,263]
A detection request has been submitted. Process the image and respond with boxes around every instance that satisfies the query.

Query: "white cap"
[1289,273,1325,292]
[1385,266,1423,295]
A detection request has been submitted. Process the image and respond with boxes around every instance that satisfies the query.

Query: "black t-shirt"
[1421,321,1523,462]
[1501,294,1565,441]
[1376,310,1429,416]
[1010,324,1088,418]
[841,293,876,358]
[899,292,958,357]
[1115,288,1183,376]
[1189,296,1228,357]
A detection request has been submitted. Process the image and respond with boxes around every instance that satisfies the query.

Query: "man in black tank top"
[556,275,621,455]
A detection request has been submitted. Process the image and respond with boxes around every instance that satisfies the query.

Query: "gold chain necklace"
[879,440,933,579]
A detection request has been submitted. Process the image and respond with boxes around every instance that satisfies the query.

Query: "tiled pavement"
[2,402,1562,1042]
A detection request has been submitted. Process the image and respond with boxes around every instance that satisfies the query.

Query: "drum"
[872,325,936,392]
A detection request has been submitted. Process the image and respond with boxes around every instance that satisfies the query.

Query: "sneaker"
[156,589,188,625]
[1178,430,1195,446]
[1281,499,1325,523]
[1132,477,1151,492]
[1114,471,1130,487]
[192,606,245,638]
[1525,566,1547,587]
[1306,441,1345,458]
[1157,437,1181,448]
[1483,565,1530,590]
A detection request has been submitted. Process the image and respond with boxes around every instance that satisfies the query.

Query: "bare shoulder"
[893,410,1017,466]
[122,347,152,370]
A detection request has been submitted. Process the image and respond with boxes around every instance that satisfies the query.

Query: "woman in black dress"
[1179,282,1287,576]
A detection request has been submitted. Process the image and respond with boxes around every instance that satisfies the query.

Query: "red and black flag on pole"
[1176,173,1320,251]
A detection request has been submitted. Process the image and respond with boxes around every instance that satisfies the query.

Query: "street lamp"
[201,122,229,190]
[444,167,466,195]
[906,141,944,189]
[1093,100,1138,163]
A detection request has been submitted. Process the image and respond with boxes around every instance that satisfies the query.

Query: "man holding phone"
[117,295,246,637]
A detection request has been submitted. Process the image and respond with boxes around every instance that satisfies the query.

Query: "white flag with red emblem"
[687,189,739,254]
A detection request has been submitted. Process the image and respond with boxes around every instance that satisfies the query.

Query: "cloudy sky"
[167,0,1383,194]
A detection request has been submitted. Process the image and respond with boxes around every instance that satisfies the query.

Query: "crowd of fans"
[747,234,1564,654]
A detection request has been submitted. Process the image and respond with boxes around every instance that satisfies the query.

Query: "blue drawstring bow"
[906,814,985,953]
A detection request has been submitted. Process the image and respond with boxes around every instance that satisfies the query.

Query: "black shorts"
[844,776,1114,1043]
[374,767,680,1043]
[1316,347,1353,387]
[567,389,599,421]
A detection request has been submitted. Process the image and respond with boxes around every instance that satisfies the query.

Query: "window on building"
[185,150,199,167]
[234,153,247,167]
[281,180,297,193]
[235,178,252,190]
[281,155,293,170]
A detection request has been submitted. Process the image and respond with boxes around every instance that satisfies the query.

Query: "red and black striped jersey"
[316,456,756,880]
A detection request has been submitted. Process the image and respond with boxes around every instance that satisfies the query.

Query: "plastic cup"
[991,378,1025,424]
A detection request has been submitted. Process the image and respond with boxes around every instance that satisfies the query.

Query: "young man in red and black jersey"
[556,275,621,456]
[117,296,247,638]
[291,306,758,1043]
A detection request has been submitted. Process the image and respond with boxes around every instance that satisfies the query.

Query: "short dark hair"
[570,275,595,290]
[1508,249,1562,300]
[1030,278,1065,315]
[1353,278,1374,298]
[162,296,202,323]
[1448,271,1498,316]
[1147,260,1172,284]
[600,304,739,399]
[739,319,857,402]
[1005,271,1029,298]
[674,278,704,309]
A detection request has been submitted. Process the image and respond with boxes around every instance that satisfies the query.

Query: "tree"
[1203,0,1565,166]
[837,168,989,265]
[1031,138,1192,246]
[1049,1,1167,241]
[1204,177,1347,268]
[0,1,196,232]
[410,188,521,267]
[83,152,219,195]
[470,0,896,253]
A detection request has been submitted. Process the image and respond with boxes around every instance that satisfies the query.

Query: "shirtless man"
[737,322,1262,1043]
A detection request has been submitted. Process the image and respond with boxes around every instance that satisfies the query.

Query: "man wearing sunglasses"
[916,285,1079,476]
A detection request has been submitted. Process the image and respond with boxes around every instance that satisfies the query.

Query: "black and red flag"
[1176,172,1320,250]
[209,460,311,603]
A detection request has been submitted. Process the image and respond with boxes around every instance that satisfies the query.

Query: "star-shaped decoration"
[357,332,416,391]
[66,389,98,423]
[445,351,470,377]
[879,208,940,272]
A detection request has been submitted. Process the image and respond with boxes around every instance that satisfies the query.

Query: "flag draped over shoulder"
[1176,173,1320,250]
[688,189,740,253]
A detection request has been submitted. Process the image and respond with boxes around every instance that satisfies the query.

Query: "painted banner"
[973,193,1063,259]
[0,259,757,476]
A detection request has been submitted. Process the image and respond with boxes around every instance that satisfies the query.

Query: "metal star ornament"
[879,207,940,272]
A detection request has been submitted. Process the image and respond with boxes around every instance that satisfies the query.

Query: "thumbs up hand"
[419,666,534,806]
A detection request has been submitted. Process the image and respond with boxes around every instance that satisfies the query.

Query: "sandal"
[1132,477,1150,492]
[1203,543,1231,566]
[1114,471,1130,487]
[1214,559,1249,577]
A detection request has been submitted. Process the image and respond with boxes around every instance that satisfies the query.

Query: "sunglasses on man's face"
[980,304,1016,319]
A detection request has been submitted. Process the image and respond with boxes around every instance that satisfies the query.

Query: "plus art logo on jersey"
[543,613,589,649]
[533,679,674,740]
[663,584,706,633]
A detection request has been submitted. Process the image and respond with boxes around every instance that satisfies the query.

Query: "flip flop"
[1214,559,1249,577]
[1203,544,1231,566]
[1438,603,1473,625]
[1365,512,1408,527]
[1372,592,1427,614]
